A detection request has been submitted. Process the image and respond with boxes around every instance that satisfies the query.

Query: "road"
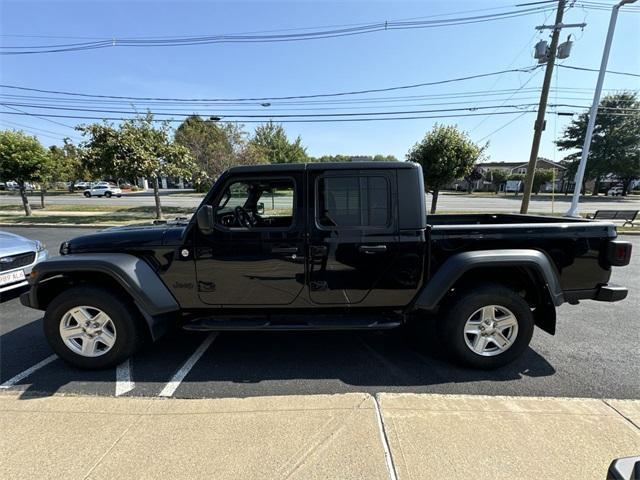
[2,189,639,213]
[0,227,638,400]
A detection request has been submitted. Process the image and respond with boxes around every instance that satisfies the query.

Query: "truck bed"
[425,213,617,291]
[427,213,616,239]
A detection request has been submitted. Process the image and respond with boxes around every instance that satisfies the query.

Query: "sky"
[0,0,639,165]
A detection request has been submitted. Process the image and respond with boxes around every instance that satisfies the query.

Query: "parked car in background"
[607,186,624,196]
[83,184,122,198]
[0,231,49,303]
[74,181,91,190]
[5,181,19,190]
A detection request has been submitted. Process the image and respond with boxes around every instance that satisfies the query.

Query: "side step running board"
[182,314,402,332]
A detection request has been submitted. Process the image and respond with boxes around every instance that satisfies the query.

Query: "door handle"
[358,245,387,254]
[272,246,298,254]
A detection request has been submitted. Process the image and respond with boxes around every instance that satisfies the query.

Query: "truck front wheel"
[43,286,143,369]
[441,284,534,369]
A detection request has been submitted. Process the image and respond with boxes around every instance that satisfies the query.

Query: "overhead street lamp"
[565,0,638,217]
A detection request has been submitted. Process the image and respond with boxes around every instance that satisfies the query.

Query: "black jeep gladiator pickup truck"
[21,162,632,369]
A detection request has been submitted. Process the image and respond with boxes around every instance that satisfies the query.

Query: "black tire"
[43,286,144,369]
[84,192,91,198]
[105,191,112,198]
[116,194,122,198]
[440,284,534,369]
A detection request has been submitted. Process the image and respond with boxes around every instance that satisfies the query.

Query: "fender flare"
[412,249,564,312]
[26,253,179,339]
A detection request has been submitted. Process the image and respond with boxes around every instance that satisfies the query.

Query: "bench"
[586,209,639,227]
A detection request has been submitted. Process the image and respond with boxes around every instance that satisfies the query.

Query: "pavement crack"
[373,393,399,480]
[81,407,150,479]
[602,399,640,431]
[278,396,369,479]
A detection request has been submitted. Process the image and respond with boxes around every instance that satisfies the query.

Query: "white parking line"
[0,354,58,389]
[115,359,134,396]
[372,393,398,480]
[159,333,218,397]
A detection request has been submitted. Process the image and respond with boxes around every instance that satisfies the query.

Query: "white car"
[84,184,122,198]
[607,186,624,196]
[0,231,49,302]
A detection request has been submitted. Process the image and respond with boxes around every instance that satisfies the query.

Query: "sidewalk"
[1,392,638,479]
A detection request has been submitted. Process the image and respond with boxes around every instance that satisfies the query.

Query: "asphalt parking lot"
[1,226,638,400]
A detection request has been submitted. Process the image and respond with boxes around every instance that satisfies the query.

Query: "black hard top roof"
[227,161,419,174]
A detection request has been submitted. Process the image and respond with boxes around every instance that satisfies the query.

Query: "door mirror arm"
[196,205,214,235]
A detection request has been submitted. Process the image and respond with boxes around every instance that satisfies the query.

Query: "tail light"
[605,240,632,267]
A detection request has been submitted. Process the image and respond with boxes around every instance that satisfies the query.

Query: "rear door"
[306,168,399,305]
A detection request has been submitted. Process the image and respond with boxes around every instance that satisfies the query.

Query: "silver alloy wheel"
[463,305,518,357]
[59,306,117,357]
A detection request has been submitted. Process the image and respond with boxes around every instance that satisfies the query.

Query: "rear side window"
[317,175,389,228]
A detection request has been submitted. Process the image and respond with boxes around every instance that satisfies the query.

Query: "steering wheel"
[234,206,255,228]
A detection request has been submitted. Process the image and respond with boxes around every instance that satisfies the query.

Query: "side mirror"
[196,205,214,235]
[257,202,265,215]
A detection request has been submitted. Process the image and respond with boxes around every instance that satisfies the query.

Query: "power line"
[0,108,541,123]
[2,95,636,118]
[557,64,640,77]
[0,103,635,124]
[0,118,80,141]
[0,4,553,41]
[1,86,630,108]
[476,111,533,143]
[469,68,543,133]
[0,67,542,102]
[0,103,76,129]
[0,102,550,118]
[0,6,555,55]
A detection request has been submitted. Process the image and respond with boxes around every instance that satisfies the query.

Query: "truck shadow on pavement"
[2,320,556,400]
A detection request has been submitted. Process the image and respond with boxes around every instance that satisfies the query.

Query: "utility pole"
[520,0,566,214]
[565,0,638,217]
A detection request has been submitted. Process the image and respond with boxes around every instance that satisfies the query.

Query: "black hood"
[64,223,187,254]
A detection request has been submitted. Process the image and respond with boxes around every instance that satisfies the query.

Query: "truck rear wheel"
[43,286,144,369]
[441,284,534,369]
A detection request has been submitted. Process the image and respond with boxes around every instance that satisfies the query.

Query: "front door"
[195,174,305,306]
[307,168,399,305]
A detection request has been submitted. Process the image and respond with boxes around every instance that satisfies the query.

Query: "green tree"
[0,130,48,215]
[175,116,233,191]
[175,117,267,191]
[533,168,554,194]
[250,121,308,164]
[78,114,196,219]
[49,139,86,192]
[557,92,640,196]
[464,166,483,193]
[488,169,508,194]
[372,154,398,162]
[406,124,484,213]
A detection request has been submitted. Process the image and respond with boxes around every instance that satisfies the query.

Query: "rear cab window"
[316,174,391,230]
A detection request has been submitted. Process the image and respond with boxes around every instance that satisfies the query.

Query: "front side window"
[213,178,295,229]
[317,175,389,228]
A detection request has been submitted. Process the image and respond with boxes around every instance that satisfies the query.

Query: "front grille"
[0,251,36,272]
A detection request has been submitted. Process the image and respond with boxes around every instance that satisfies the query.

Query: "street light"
[565,0,638,217]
